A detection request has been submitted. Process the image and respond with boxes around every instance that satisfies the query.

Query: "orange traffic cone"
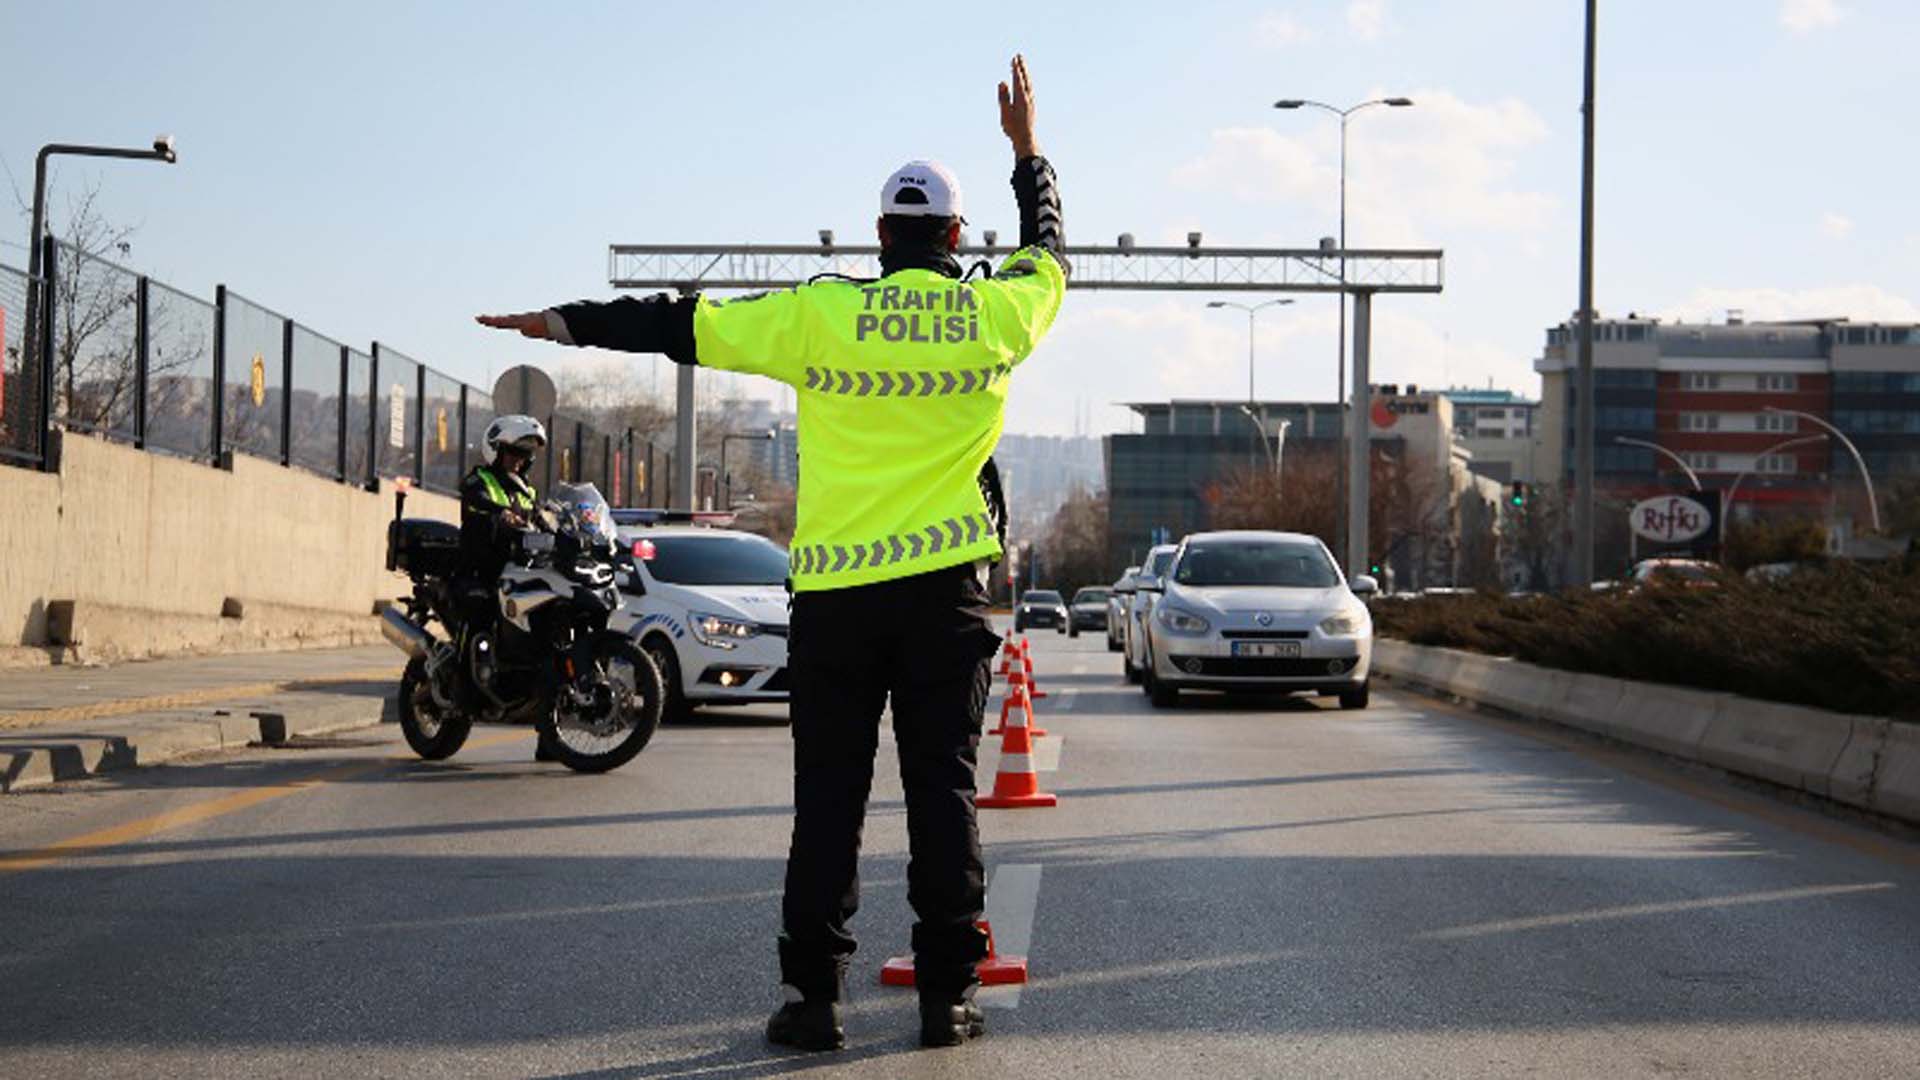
[978,683,1056,809]
[988,672,1046,738]
[996,631,1020,678]
[1020,638,1049,700]
[880,919,1028,987]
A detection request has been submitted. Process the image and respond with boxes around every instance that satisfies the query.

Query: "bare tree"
[1038,488,1109,591]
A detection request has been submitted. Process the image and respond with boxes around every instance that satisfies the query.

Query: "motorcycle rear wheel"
[542,635,664,774]
[399,656,473,760]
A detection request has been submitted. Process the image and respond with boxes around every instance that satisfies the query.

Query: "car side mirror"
[1349,574,1379,598]
[1138,576,1164,594]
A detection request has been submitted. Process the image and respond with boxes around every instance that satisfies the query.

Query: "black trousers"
[778,562,1003,1001]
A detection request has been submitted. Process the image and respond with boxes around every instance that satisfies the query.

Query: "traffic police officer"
[458,415,560,762]
[477,55,1065,1049]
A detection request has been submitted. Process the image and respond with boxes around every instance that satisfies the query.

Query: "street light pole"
[1272,97,1412,563]
[1725,433,1829,512]
[1763,407,1880,532]
[1206,298,1294,402]
[1612,436,1701,491]
[22,137,178,433]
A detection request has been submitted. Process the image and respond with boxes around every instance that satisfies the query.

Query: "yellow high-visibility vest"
[693,247,1067,591]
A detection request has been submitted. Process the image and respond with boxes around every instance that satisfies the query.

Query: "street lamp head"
[1383,97,1414,107]
[1273,99,1305,109]
[153,134,177,162]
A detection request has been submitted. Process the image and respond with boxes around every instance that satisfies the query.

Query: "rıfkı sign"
[1630,494,1713,544]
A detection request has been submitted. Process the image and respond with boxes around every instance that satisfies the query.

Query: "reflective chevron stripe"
[788,513,999,582]
[802,364,1010,397]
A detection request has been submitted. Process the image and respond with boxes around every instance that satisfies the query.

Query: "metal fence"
[1,238,672,505]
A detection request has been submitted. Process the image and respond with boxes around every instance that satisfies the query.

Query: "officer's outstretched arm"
[476,289,815,388]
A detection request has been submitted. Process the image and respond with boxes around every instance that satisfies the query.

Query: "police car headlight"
[691,611,759,649]
[1155,605,1210,635]
[1318,608,1367,636]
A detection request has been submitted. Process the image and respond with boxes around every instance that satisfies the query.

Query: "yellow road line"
[0,729,529,874]
[0,668,402,731]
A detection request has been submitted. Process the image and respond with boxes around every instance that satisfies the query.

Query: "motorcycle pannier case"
[387,518,462,576]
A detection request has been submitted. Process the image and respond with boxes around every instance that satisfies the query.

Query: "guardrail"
[1373,639,1919,826]
[2,240,675,505]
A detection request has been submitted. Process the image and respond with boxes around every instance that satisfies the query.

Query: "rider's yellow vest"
[693,248,1066,592]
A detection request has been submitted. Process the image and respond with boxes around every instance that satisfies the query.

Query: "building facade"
[1444,387,1543,484]
[1535,315,1920,569]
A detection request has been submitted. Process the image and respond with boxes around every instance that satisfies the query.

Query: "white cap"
[880,159,965,220]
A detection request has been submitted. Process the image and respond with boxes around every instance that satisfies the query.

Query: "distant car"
[1123,544,1180,684]
[1067,586,1111,637]
[1628,557,1720,589]
[608,520,791,724]
[1744,560,1814,584]
[1105,567,1139,652]
[1014,589,1069,633]
[1138,530,1377,710]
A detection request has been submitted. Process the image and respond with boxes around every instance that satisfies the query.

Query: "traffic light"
[1509,481,1528,508]
[1369,562,1382,576]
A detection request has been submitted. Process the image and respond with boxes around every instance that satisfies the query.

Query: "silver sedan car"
[1139,531,1377,709]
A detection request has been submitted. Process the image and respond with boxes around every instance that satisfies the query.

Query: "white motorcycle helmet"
[482,414,548,469]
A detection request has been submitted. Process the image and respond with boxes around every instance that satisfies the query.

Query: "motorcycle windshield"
[551,483,618,547]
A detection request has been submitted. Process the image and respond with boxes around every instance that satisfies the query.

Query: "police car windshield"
[642,534,790,586]
[1148,548,1176,576]
[1174,540,1339,589]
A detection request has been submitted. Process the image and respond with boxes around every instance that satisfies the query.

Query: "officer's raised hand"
[475,311,554,339]
[998,54,1039,158]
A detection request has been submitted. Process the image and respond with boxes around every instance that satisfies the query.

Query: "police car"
[608,510,791,723]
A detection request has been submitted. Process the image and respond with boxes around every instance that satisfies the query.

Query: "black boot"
[766,996,845,1052]
[534,734,560,762]
[919,996,985,1048]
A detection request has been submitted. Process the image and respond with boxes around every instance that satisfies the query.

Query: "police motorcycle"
[380,479,664,772]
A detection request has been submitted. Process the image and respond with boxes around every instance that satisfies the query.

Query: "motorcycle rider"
[458,415,559,761]
[476,55,1065,1049]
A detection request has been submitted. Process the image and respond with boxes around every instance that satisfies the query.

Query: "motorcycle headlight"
[1156,605,1210,635]
[1318,608,1367,636]
[691,611,759,649]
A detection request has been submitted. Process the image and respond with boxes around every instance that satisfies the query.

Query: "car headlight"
[1318,609,1367,636]
[1156,605,1210,634]
[691,611,759,649]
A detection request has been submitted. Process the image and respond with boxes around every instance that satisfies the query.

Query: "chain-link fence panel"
[421,367,463,494]
[290,323,344,478]
[0,264,41,464]
[373,345,420,483]
[344,347,374,486]
[220,291,287,463]
[53,244,140,443]
[145,281,216,461]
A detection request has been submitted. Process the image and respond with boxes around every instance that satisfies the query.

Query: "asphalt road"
[3,625,1918,1078]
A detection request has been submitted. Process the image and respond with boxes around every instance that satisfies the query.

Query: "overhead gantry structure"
[608,240,1443,578]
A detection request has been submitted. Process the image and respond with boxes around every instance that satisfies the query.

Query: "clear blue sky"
[6,0,1914,435]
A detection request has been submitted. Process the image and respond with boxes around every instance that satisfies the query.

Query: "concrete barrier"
[0,434,456,660]
[1869,722,1920,823]
[1375,637,1912,827]
[1607,682,1725,760]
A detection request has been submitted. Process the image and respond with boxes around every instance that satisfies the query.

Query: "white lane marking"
[1054,686,1081,713]
[976,863,1043,1010]
[1419,882,1895,941]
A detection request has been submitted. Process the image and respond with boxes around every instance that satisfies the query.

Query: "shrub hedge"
[1370,561,1920,722]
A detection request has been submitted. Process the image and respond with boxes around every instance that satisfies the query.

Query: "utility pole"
[1573,0,1598,585]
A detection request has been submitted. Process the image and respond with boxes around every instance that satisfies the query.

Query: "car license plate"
[1233,641,1301,658]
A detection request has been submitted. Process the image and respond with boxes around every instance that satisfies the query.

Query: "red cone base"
[880,920,1028,987]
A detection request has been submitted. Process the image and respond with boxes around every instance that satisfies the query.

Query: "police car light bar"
[611,508,739,528]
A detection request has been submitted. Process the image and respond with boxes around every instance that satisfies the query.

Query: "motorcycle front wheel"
[542,634,664,774]
[398,656,473,760]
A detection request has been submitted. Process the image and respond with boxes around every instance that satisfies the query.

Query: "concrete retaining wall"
[1374,639,1918,827]
[0,435,456,661]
